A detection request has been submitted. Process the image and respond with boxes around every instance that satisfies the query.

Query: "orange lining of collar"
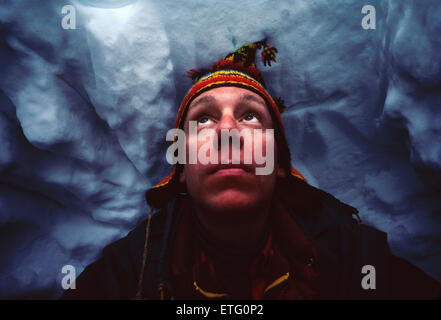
[193,281,229,299]
[264,272,290,293]
[192,271,291,299]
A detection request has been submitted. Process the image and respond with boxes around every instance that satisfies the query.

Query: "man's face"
[180,86,285,214]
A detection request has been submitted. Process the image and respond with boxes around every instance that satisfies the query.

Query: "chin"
[205,189,262,213]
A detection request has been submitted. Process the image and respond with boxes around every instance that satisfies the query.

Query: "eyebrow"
[189,95,217,110]
[239,93,267,109]
[189,93,267,110]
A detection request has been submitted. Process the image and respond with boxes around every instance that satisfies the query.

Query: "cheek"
[182,164,197,187]
[185,128,216,161]
[248,130,277,167]
[260,131,274,155]
[182,162,209,198]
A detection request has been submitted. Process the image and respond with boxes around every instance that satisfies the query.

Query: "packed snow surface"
[0,0,440,298]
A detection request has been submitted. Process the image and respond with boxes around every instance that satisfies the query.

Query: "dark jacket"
[61,181,440,300]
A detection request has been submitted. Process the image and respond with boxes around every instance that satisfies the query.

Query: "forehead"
[188,86,268,110]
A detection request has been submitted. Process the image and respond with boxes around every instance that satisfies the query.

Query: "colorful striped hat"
[145,40,306,208]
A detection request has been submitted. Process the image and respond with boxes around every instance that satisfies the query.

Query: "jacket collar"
[169,196,320,299]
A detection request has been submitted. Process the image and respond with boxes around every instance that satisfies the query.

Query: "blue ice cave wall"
[0,0,440,298]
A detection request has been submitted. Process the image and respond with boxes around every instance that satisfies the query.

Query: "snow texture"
[0,0,440,298]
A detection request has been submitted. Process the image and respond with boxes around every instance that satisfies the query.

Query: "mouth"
[210,163,254,176]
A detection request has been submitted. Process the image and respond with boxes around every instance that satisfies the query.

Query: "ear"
[277,167,286,178]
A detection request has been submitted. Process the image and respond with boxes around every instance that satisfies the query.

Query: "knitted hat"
[145,39,306,208]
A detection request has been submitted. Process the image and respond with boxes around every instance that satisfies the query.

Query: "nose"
[215,114,244,158]
[216,114,237,133]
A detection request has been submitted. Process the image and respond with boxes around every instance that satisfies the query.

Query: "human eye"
[241,113,260,123]
[197,116,212,125]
